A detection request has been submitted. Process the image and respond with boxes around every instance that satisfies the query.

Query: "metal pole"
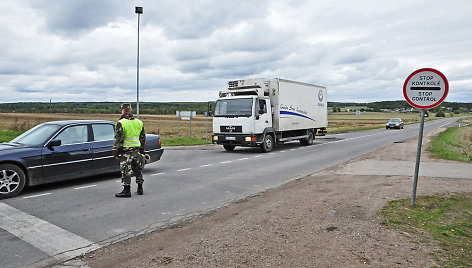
[136,12,141,119]
[411,109,425,206]
[189,116,192,144]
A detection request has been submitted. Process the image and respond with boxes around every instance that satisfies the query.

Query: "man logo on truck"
[318,89,324,102]
[225,126,236,132]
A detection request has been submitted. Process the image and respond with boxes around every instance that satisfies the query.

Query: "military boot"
[115,185,131,198]
[137,184,143,195]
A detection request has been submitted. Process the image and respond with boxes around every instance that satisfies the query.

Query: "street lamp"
[135,6,143,118]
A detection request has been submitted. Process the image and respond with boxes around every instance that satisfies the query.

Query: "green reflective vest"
[118,118,143,147]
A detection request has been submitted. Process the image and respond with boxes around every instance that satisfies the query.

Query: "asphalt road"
[0,116,463,268]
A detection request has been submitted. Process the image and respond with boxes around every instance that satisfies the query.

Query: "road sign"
[176,111,196,117]
[403,68,448,109]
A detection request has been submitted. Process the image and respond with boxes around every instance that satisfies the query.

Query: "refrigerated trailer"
[212,78,327,152]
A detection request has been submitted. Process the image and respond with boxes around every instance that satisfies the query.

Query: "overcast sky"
[1,0,471,103]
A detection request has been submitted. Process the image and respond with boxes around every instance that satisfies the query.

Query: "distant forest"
[0,101,470,115]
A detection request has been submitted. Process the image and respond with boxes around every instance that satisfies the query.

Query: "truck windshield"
[215,98,253,117]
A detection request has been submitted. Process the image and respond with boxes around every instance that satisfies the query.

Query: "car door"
[91,123,118,172]
[41,124,93,183]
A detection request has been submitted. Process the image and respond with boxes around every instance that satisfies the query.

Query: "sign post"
[403,68,448,206]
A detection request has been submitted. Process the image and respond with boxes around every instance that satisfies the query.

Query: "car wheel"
[0,164,26,199]
[260,134,274,153]
[300,131,314,145]
[223,145,235,151]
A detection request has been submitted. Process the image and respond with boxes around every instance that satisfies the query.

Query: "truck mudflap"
[212,134,258,147]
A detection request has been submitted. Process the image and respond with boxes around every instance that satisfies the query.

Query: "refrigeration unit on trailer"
[212,78,327,152]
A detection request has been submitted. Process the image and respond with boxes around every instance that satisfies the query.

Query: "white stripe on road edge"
[151,172,166,176]
[74,185,97,190]
[0,203,100,265]
[23,193,52,199]
[238,158,249,161]
[220,161,232,164]
[177,168,191,172]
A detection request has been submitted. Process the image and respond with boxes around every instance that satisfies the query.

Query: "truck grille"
[220,126,242,133]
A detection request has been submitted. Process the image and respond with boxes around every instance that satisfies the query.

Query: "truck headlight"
[245,137,251,142]
[213,136,218,141]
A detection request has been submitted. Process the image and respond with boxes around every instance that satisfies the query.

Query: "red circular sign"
[403,68,448,109]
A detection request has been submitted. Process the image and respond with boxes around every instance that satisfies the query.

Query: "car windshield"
[388,119,401,123]
[10,124,62,146]
[214,98,253,117]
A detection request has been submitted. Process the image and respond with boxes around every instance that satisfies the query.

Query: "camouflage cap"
[120,103,131,112]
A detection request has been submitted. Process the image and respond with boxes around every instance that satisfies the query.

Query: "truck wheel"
[0,164,26,199]
[223,145,235,151]
[260,134,274,153]
[300,131,314,145]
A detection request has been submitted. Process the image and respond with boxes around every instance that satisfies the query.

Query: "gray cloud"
[0,0,470,103]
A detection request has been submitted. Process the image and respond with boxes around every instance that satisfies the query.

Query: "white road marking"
[220,161,232,164]
[254,155,263,158]
[280,151,286,153]
[177,168,191,172]
[200,164,212,167]
[22,193,52,199]
[0,203,100,263]
[290,148,297,151]
[151,172,166,176]
[238,158,249,161]
[74,185,97,190]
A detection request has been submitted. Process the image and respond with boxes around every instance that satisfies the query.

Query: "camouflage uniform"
[113,113,146,186]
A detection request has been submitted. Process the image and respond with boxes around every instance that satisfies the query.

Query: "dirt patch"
[80,129,472,267]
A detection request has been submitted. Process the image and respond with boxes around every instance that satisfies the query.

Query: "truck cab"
[212,96,273,151]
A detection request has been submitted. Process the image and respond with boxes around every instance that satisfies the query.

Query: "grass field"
[380,193,472,267]
[428,117,472,162]
[0,111,467,144]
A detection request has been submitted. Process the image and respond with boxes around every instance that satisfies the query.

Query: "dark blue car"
[0,120,164,199]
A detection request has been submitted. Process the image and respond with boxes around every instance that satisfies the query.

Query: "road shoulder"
[80,129,472,267]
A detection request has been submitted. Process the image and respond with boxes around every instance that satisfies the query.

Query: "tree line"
[0,101,470,115]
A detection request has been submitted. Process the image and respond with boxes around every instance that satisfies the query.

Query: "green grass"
[428,125,472,162]
[0,129,24,143]
[380,194,472,267]
[161,137,212,146]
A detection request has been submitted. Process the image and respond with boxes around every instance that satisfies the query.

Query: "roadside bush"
[436,110,445,117]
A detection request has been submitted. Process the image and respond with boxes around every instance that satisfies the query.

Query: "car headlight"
[395,123,399,126]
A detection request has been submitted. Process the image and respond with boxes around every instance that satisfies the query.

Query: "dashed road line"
[200,164,212,167]
[151,172,166,176]
[23,193,52,199]
[238,158,249,161]
[74,185,97,190]
[177,168,191,172]
[220,161,232,164]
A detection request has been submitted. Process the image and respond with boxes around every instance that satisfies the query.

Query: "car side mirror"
[47,140,61,149]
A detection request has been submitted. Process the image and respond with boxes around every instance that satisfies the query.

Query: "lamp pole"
[135,6,143,119]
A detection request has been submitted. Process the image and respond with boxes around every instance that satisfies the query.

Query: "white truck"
[212,78,327,152]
